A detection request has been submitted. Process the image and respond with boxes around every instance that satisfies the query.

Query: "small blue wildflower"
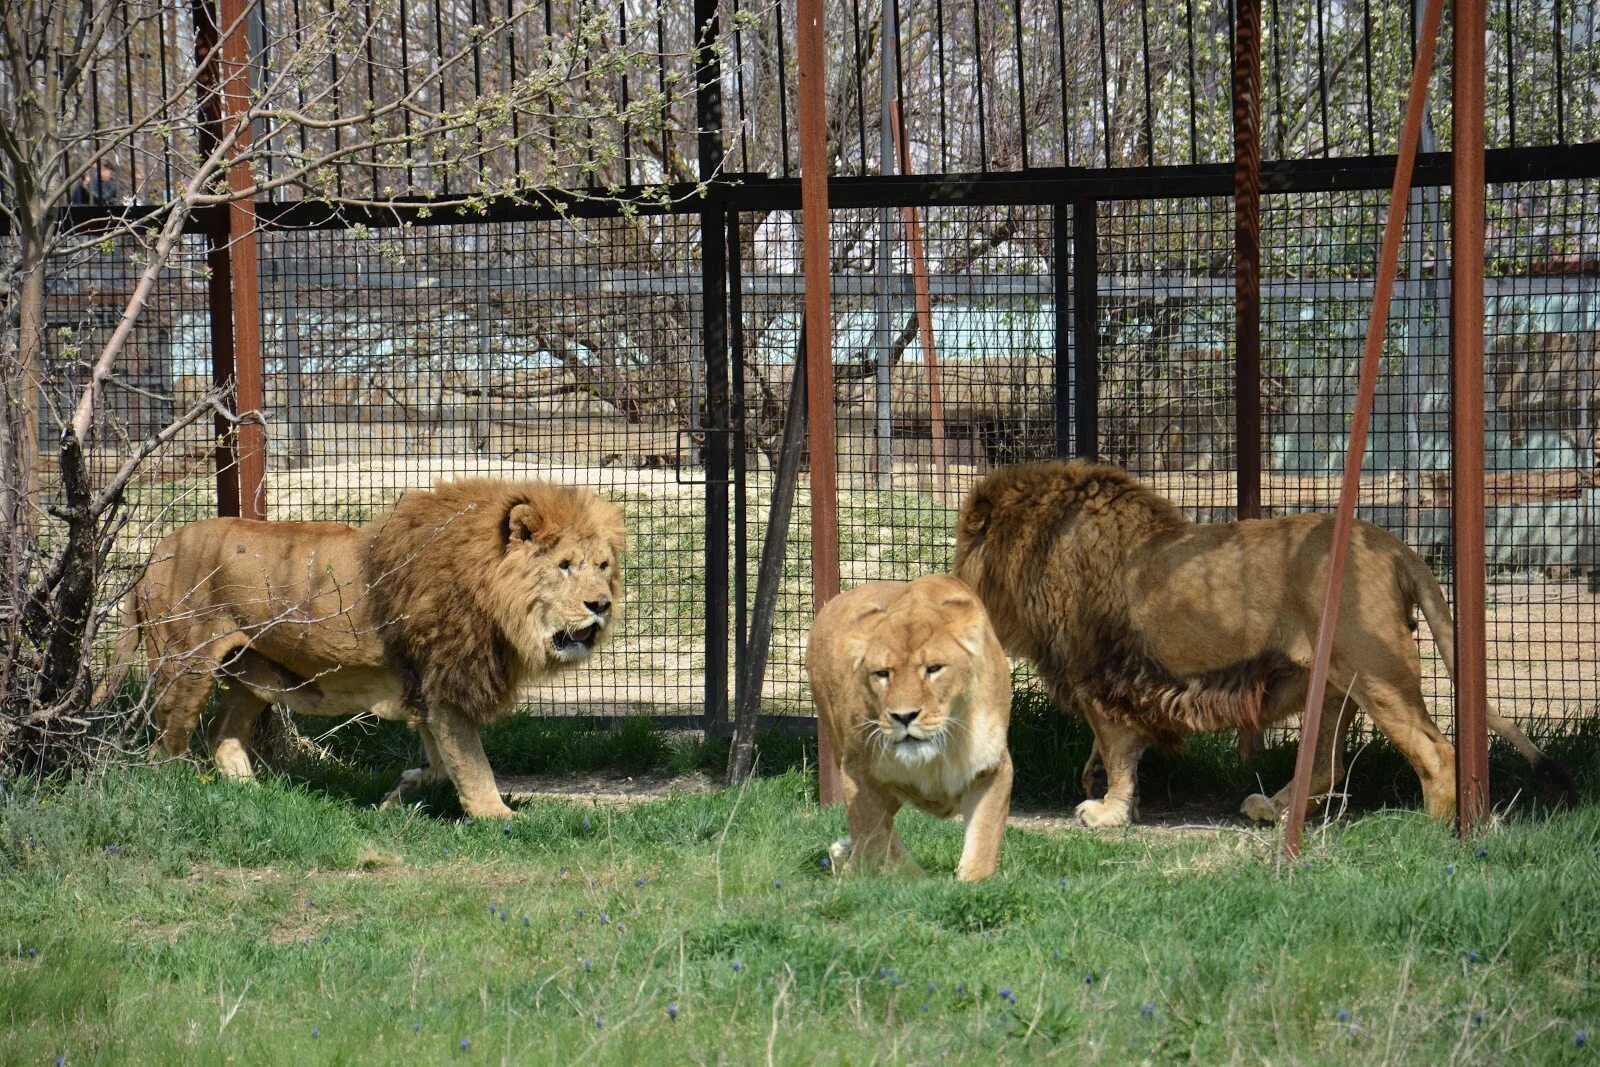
[581,817,592,831]
[503,825,512,836]
[442,847,449,857]
[879,966,890,979]
[1472,1011,1484,1026]
[106,843,118,855]
[922,1003,929,1013]
[500,911,507,923]
[1476,848,1489,858]
[1052,950,1061,960]
[600,913,609,925]
[311,1028,320,1038]
[928,982,937,994]
[1084,973,1095,985]
[820,855,831,868]
[636,878,647,887]
[578,908,585,919]
[1337,1009,1350,1022]
[732,960,743,973]
[414,1021,423,1032]
[1059,877,1069,887]
[1445,863,1456,876]
[560,866,569,876]
[1141,1002,1157,1019]
[524,915,531,927]
[489,902,498,915]
[617,923,626,933]
[998,987,1013,1000]
[27,947,36,958]
[955,983,966,995]
[667,1002,679,1021]
[594,1015,604,1029]
[774,879,782,889]
[57,1056,65,1067]
[1468,950,1480,963]
[583,959,592,972]
[1577,1030,1589,1049]
[459,1037,470,1052]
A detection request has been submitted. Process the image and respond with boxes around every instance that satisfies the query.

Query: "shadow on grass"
[164,675,1599,823]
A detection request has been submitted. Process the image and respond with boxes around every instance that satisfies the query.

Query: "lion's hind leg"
[1074,710,1146,828]
[380,721,452,808]
[1242,689,1353,824]
[207,681,269,780]
[1356,672,1456,820]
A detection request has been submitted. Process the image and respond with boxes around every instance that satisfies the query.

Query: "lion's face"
[496,498,626,668]
[853,602,987,768]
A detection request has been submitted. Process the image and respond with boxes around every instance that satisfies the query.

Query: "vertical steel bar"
[1073,199,1099,460]
[697,0,730,735]
[797,0,842,804]
[1452,0,1491,835]
[1282,0,1444,859]
[729,214,748,707]
[876,0,898,489]
[1234,0,1262,524]
[892,102,948,496]
[1054,204,1072,456]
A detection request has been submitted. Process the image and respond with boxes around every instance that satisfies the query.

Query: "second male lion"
[100,479,624,818]
[952,459,1574,827]
[808,575,1013,881]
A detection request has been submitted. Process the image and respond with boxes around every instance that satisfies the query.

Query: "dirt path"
[500,771,1249,834]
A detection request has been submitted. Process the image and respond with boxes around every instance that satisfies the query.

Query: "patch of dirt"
[499,771,1257,835]
[500,770,720,807]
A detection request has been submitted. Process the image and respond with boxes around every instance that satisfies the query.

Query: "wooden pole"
[890,100,948,498]
[796,0,841,805]
[218,0,266,520]
[1282,0,1445,858]
[1451,0,1491,834]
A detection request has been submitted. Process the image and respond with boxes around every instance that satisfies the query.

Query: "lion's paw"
[1074,799,1132,828]
[827,837,854,872]
[1240,793,1281,823]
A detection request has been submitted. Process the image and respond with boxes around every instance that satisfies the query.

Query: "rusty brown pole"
[1451,0,1491,834]
[1282,0,1445,858]
[219,0,267,521]
[1232,0,1264,765]
[890,100,949,497]
[796,0,841,805]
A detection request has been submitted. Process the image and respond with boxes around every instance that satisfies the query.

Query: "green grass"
[3,756,1599,1064]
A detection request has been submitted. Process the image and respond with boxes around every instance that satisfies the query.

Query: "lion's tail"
[1399,546,1575,807]
[91,590,145,706]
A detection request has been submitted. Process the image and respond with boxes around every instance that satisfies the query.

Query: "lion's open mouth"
[552,622,601,651]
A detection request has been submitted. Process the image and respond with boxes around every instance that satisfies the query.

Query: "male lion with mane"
[952,460,1574,827]
[808,575,1013,881]
[100,478,624,817]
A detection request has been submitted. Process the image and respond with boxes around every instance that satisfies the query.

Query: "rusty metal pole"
[218,0,267,521]
[1232,0,1265,765]
[1451,0,1491,834]
[796,0,841,805]
[1282,0,1445,858]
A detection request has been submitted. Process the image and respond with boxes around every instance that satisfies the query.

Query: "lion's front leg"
[1080,740,1107,799]
[956,753,1013,881]
[423,706,514,819]
[1074,712,1146,829]
[838,764,917,875]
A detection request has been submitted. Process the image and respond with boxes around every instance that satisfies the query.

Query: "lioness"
[807,575,1013,881]
[953,459,1574,827]
[100,479,624,818]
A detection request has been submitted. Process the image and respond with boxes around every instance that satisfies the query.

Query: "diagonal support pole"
[1282,0,1445,858]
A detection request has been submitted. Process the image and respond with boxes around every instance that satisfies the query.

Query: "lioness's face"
[859,622,977,767]
[502,500,625,666]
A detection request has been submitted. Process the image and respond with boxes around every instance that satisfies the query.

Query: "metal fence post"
[1233,0,1263,524]
[1053,204,1072,457]
[695,0,730,735]
[1072,198,1099,460]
